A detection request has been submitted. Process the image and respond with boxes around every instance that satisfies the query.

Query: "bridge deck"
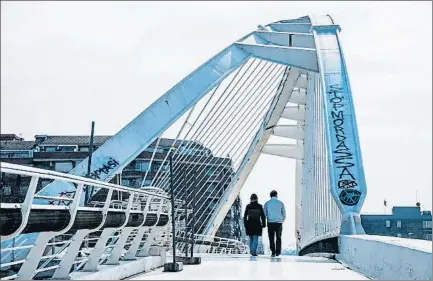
[131,255,368,280]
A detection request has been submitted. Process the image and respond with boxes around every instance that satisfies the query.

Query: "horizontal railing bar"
[47,241,71,246]
[0,245,34,252]
[34,265,59,273]
[34,195,74,201]
[1,274,18,280]
[40,254,62,260]
[0,162,172,200]
[1,259,26,267]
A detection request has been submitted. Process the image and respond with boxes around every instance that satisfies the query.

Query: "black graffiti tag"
[338,180,358,189]
[89,157,120,180]
[339,189,361,206]
[327,84,360,206]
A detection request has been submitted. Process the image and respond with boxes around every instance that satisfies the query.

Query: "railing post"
[105,192,136,265]
[17,183,84,280]
[52,187,114,279]
[1,176,39,242]
[124,195,153,260]
[51,230,89,279]
[81,187,117,272]
[82,228,113,272]
[137,199,165,257]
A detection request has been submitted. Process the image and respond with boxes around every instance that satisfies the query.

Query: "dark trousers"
[267,222,282,255]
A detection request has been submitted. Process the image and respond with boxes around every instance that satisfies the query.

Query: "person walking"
[243,193,266,256]
[264,190,286,257]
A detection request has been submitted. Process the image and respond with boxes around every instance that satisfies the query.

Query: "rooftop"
[1,134,207,150]
[0,140,36,150]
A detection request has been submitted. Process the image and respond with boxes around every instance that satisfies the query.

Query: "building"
[0,134,244,240]
[361,206,432,240]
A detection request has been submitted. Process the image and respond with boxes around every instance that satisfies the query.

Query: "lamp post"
[190,169,196,258]
[85,121,95,205]
[164,146,183,272]
[186,168,200,265]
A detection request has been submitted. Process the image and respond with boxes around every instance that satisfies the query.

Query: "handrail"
[0,162,172,201]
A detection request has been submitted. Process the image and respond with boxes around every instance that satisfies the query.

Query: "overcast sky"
[1,1,432,246]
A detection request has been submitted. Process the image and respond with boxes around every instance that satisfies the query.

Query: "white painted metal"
[289,88,307,104]
[0,163,173,280]
[235,43,318,72]
[0,176,39,242]
[281,105,306,121]
[262,144,304,160]
[254,31,316,49]
[272,125,304,140]
[17,183,84,280]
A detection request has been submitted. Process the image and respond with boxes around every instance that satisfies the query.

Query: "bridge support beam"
[105,227,135,265]
[52,230,91,279]
[16,232,53,280]
[137,228,164,257]
[123,227,149,260]
[82,228,116,272]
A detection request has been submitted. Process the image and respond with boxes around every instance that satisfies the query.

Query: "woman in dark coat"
[243,193,266,256]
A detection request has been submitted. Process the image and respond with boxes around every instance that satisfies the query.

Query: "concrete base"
[337,235,432,280]
[70,256,164,280]
[163,262,183,272]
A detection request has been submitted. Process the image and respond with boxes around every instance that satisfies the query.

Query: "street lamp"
[164,146,183,272]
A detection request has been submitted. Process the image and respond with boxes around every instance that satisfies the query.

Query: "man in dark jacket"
[243,193,266,256]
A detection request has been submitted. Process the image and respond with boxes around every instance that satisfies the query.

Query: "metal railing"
[172,230,248,255]
[0,162,172,280]
[0,162,248,280]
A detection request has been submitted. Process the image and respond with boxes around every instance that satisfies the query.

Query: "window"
[135,161,151,172]
[145,147,163,153]
[56,145,76,152]
[55,162,73,173]
[79,146,89,152]
[129,178,137,187]
[0,185,11,196]
[385,220,391,227]
[423,221,432,229]
[45,146,56,152]
[206,167,215,176]
[141,179,152,186]
[396,221,402,228]
[0,151,32,158]
[124,162,136,171]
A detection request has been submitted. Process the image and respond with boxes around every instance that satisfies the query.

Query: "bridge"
[0,15,431,280]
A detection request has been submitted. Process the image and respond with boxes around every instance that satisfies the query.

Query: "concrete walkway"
[130,255,368,280]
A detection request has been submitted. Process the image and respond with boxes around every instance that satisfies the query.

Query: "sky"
[1,1,432,247]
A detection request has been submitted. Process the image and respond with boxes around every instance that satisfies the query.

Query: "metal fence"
[0,162,247,280]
